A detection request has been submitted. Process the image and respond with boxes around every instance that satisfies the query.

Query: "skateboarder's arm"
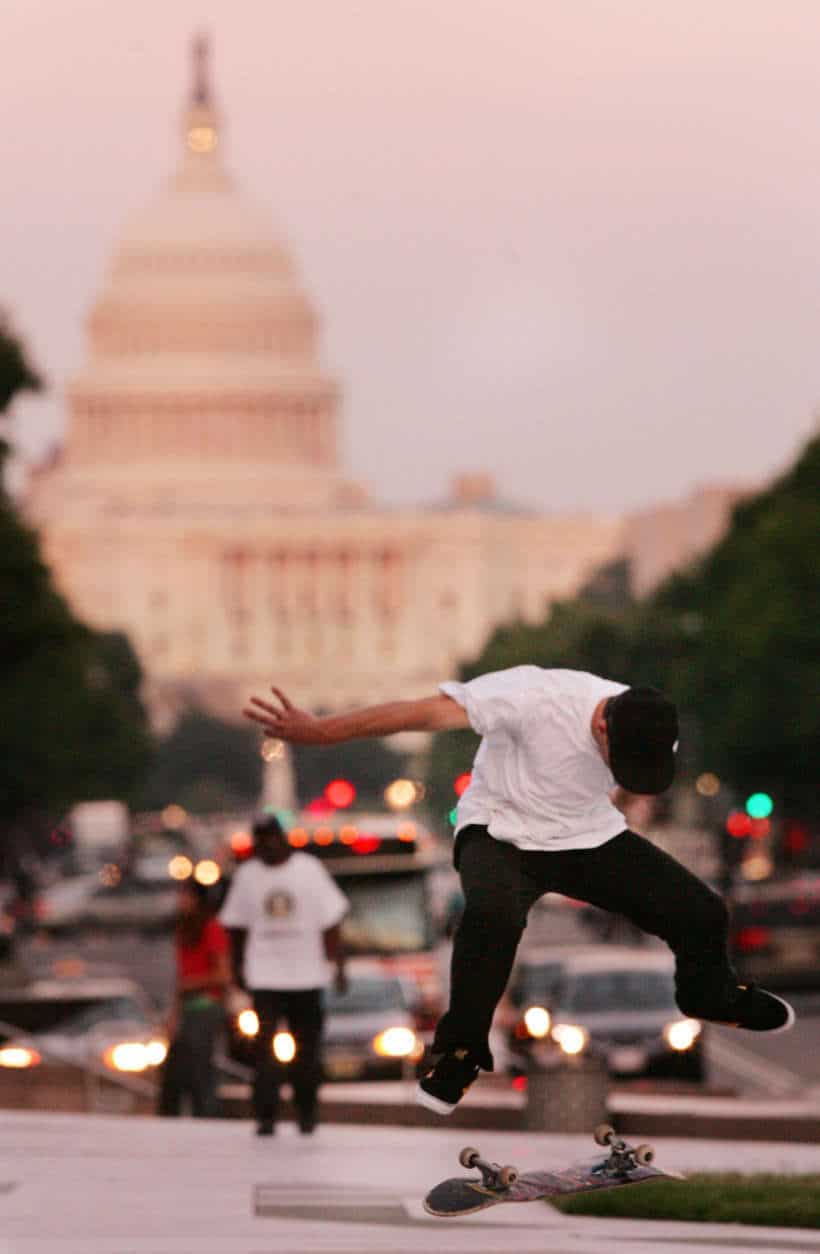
[243,687,469,744]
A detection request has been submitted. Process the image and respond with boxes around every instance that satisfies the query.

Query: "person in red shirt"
[158,878,231,1118]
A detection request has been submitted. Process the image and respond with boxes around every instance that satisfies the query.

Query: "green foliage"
[0,318,152,832]
[549,1173,820,1228]
[0,515,154,821]
[137,708,263,814]
[653,436,820,814]
[0,313,42,416]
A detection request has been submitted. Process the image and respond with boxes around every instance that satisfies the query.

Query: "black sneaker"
[708,984,795,1033]
[416,1049,480,1115]
[255,1120,275,1136]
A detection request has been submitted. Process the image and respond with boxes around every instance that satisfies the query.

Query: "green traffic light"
[746,792,774,820]
[448,807,458,827]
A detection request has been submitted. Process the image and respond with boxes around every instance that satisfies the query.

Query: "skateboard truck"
[458,1146,520,1191]
[592,1123,655,1178]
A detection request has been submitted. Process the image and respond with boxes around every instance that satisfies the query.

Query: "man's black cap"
[605,687,679,795]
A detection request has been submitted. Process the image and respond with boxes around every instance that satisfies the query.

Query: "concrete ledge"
[4,1069,820,1141]
[610,1092,820,1143]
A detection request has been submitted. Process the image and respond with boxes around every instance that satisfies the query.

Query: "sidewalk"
[3,1110,820,1254]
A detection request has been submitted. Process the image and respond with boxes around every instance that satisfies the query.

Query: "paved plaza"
[2,1110,820,1254]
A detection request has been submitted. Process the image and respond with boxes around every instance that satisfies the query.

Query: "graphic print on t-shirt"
[265,890,295,919]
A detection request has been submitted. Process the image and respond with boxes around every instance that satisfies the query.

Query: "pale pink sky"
[3,0,818,512]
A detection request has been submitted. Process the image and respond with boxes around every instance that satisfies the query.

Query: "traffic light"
[324,779,356,809]
[746,793,774,820]
[726,811,752,838]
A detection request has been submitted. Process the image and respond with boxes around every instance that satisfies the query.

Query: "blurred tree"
[137,708,263,813]
[654,434,820,819]
[0,317,153,848]
[0,313,41,421]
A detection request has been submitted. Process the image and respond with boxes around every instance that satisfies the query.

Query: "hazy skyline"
[3,0,818,513]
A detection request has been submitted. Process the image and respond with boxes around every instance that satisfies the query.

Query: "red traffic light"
[726,811,752,838]
[324,779,356,809]
[454,773,472,798]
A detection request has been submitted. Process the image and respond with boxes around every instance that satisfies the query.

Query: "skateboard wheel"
[497,1165,519,1189]
[459,1146,481,1169]
[635,1144,655,1166]
[593,1123,615,1147]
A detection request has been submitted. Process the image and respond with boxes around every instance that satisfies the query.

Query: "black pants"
[158,1002,223,1117]
[252,988,324,1125]
[432,825,736,1070]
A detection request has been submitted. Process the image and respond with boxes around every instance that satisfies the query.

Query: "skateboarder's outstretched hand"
[244,687,328,744]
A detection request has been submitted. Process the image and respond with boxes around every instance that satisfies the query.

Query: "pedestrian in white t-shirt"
[219,814,348,1135]
[243,669,795,1116]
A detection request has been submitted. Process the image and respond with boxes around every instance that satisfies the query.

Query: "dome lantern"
[183,32,220,158]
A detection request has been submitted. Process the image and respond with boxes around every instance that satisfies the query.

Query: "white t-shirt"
[441,666,628,852]
[218,852,348,990]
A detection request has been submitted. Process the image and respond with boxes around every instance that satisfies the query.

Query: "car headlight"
[273,1031,296,1063]
[663,1018,702,1052]
[0,1045,41,1069]
[372,1026,418,1058]
[550,1023,589,1056]
[522,1005,551,1039]
[104,1042,150,1073]
[237,1009,260,1038]
[145,1038,168,1066]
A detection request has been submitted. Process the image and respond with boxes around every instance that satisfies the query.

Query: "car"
[500,947,571,1074]
[729,873,820,990]
[228,961,423,1081]
[0,977,167,1078]
[322,966,423,1080]
[539,946,706,1083]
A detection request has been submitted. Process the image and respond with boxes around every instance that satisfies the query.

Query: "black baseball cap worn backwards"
[605,686,679,795]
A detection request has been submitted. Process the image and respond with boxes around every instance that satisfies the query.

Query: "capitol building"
[27,41,623,730]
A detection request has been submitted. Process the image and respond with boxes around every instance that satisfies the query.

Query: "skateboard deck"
[424,1125,684,1218]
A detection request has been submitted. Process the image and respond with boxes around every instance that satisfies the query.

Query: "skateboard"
[424,1124,684,1217]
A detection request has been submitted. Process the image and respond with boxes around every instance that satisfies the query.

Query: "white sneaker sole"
[768,994,796,1034]
[415,1083,457,1116]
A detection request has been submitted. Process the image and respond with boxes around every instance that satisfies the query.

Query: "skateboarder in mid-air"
[244,666,795,1116]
